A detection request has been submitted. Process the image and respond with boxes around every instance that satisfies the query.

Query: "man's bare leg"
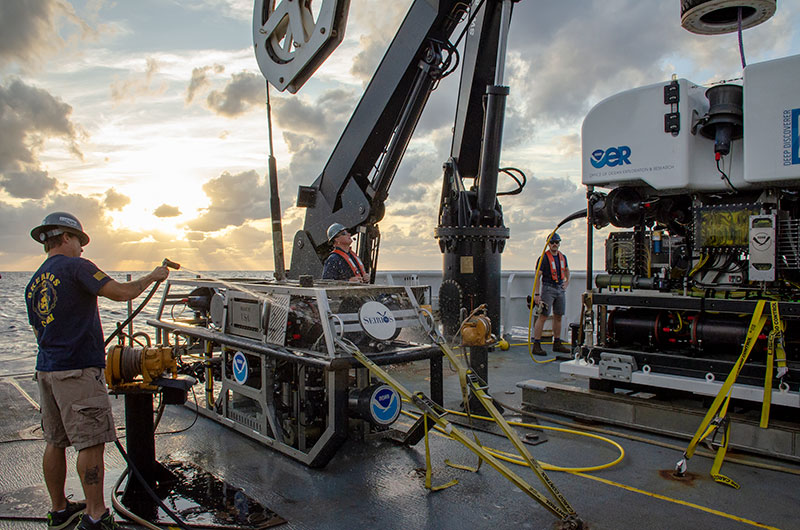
[43,443,68,511]
[77,444,106,520]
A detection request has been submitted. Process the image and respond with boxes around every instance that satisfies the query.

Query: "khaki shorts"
[36,367,117,451]
[540,283,566,316]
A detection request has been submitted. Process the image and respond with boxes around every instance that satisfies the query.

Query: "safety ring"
[587,357,595,366]
[642,365,651,374]
[705,372,715,383]
[779,381,790,393]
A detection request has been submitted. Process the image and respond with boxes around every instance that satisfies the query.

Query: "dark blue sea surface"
[0,270,271,377]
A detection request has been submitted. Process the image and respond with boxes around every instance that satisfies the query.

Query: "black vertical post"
[121,392,158,519]
[429,354,443,405]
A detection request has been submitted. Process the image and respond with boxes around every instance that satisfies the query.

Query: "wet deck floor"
[1,344,798,530]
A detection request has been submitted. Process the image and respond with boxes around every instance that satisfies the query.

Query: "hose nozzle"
[162,258,181,270]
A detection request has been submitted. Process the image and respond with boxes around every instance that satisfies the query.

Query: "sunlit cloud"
[1,0,799,273]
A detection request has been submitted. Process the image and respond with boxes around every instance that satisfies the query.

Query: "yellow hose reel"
[461,314,493,347]
[106,345,178,391]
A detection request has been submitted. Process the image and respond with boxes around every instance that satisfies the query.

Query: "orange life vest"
[332,249,367,277]
[544,250,567,283]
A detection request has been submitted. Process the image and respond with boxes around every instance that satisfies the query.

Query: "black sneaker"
[47,500,86,530]
[75,510,122,530]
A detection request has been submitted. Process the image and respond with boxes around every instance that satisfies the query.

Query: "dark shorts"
[36,367,117,451]
[540,283,566,316]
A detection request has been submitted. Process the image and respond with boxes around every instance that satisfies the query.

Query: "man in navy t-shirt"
[26,212,169,529]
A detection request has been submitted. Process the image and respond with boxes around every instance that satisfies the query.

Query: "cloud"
[0,78,83,199]
[206,71,265,117]
[0,170,59,199]
[154,204,181,217]
[187,170,268,232]
[504,1,678,136]
[104,188,130,211]
[110,57,165,104]
[0,0,98,70]
[348,2,410,84]
[186,64,225,104]
[271,88,359,190]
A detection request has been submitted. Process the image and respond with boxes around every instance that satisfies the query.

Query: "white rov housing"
[582,53,800,192]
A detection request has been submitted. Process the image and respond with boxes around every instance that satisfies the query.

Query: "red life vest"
[332,249,367,277]
[544,250,567,283]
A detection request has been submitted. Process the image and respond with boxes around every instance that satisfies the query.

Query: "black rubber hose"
[113,438,193,530]
[104,281,161,348]
[556,208,587,229]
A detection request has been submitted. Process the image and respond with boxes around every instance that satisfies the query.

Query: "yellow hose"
[401,406,625,473]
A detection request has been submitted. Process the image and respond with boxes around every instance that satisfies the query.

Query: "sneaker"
[553,341,571,354]
[47,500,86,530]
[532,342,547,356]
[76,510,121,530]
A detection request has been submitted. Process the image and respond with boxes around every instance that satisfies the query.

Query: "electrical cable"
[496,167,527,196]
[738,7,747,69]
[716,155,739,192]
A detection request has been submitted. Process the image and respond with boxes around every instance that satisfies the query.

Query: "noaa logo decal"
[590,146,632,168]
[752,233,772,249]
[370,385,401,425]
[232,351,248,385]
[359,300,397,341]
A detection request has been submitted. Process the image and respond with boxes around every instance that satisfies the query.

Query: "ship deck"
[1,344,798,530]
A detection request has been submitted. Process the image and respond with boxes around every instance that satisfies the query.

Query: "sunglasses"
[549,241,560,245]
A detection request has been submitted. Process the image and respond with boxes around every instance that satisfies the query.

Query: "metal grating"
[229,408,265,433]
[267,294,290,345]
[779,219,800,270]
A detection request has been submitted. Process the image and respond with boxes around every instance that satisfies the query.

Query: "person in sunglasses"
[532,232,570,356]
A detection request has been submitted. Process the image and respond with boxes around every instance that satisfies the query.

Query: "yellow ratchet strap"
[443,348,483,473]
[423,414,459,491]
[680,300,768,489]
[761,301,788,428]
[437,341,577,518]
[345,343,575,521]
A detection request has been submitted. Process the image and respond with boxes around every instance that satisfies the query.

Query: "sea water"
[0,270,271,377]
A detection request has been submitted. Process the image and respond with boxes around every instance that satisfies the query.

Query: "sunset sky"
[2,0,800,272]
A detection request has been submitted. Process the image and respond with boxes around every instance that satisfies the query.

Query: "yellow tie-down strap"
[342,338,580,523]
[678,300,770,489]
[761,301,788,428]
